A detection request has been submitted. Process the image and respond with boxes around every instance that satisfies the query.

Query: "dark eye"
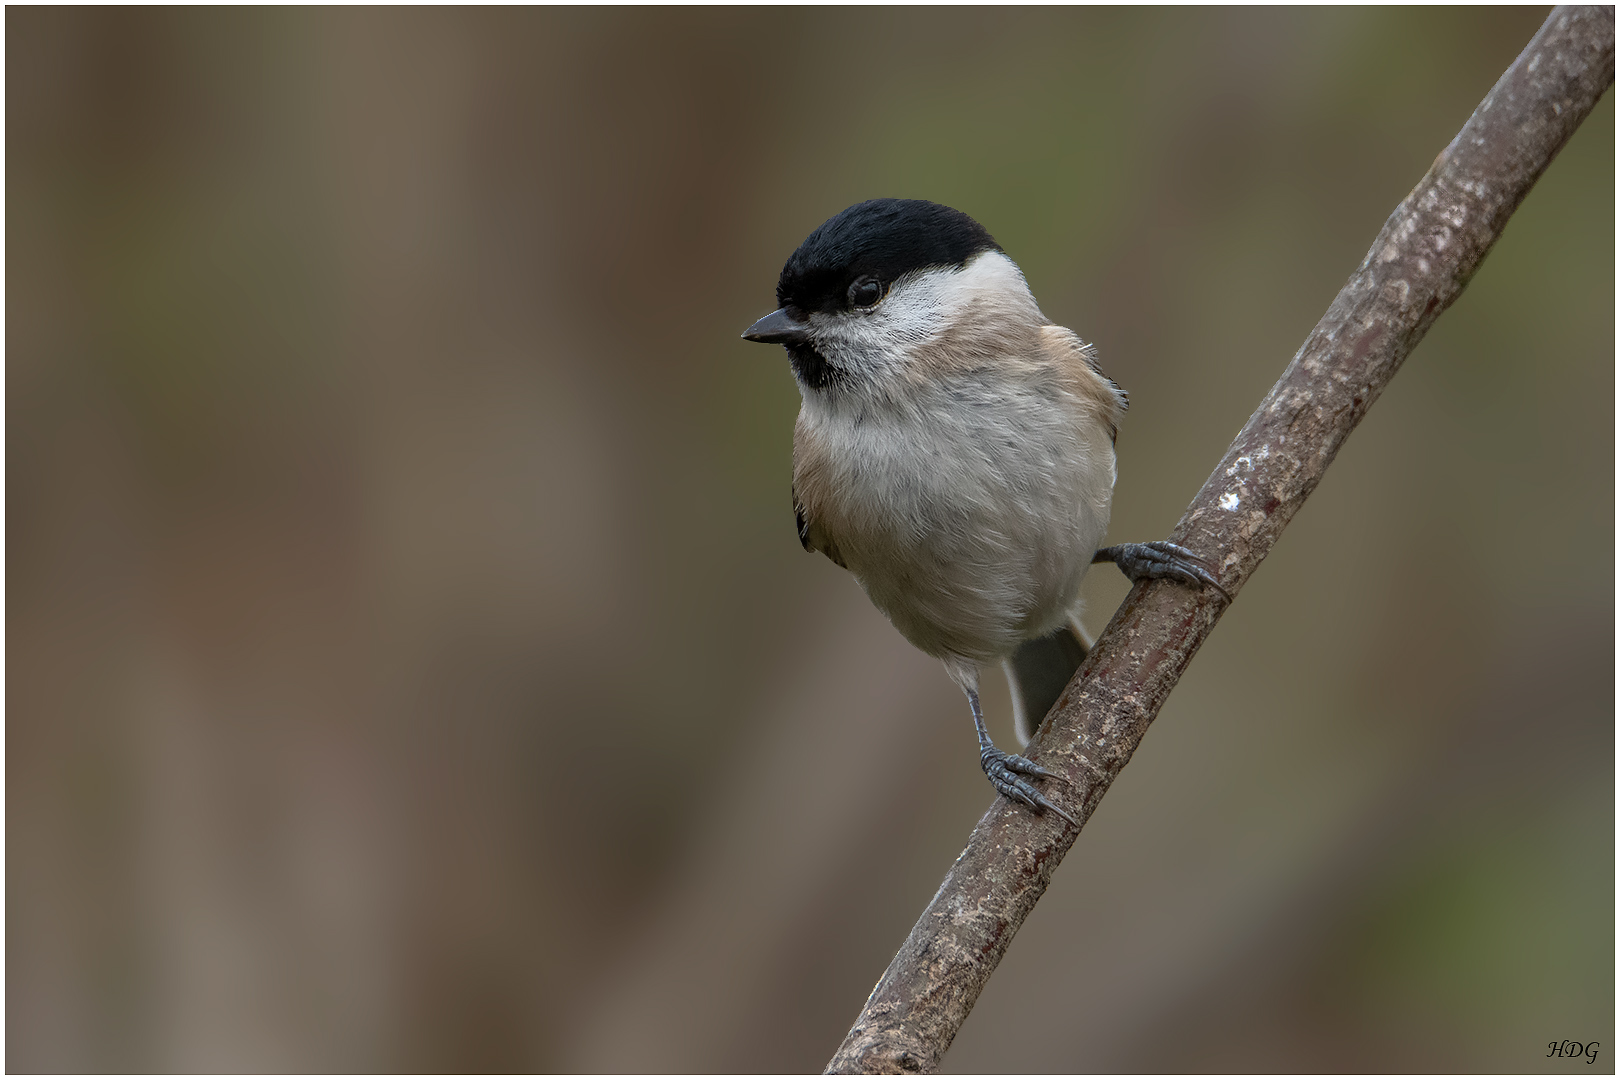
[847,277,884,308]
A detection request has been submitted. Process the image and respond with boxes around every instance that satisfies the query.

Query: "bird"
[742,198,1224,825]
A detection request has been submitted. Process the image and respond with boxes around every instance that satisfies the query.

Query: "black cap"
[775,199,1001,315]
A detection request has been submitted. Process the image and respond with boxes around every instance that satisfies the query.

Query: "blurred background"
[7,6,1612,1072]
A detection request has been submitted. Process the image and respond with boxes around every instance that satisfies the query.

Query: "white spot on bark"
[1219,492,1240,511]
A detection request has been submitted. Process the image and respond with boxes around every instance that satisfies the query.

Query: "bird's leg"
[969,687,1076,826]
[1094,541,1231,601]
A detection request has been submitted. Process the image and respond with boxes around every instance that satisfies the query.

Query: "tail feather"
[1004,620,1091,745]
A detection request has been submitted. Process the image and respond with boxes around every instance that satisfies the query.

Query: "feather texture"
[791,251,1122,696]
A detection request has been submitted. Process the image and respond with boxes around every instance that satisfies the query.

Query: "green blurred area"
[8,7,1612,1072]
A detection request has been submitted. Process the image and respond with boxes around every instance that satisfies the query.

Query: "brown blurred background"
[7,6,1612,1073]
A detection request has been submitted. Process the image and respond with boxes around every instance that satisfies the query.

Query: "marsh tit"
[743,199,1224,824]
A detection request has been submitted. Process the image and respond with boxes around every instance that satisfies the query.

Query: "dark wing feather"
[792,483,846,568]
[793,485,813,553]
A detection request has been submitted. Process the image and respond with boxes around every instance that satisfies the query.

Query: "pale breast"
[793,362,1116,666]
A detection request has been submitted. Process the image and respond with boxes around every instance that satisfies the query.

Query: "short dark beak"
[742,308,811,345]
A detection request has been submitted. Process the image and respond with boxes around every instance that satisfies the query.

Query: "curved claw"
[1096,541,1232,602]
[982,749,1078,826]
[1155,543,1229,598]
[999,751,1069,786]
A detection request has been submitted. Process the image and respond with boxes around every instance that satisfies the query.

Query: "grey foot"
[1095,541,1230,600]
[980,746,1077,826]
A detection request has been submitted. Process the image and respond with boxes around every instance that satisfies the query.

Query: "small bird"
[743,199,1223,824]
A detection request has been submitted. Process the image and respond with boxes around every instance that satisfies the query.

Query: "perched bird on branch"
[743,199,1223,823]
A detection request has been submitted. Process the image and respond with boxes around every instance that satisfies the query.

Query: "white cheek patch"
[808,251,1038,381]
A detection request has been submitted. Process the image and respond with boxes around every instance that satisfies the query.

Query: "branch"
[826,7,1614,1073]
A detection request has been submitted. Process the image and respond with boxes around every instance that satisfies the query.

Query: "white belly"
[796,372,1115,672]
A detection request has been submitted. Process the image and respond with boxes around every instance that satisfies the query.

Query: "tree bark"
[825,7,1615,1074]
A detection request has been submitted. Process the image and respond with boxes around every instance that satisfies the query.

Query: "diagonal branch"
[826,7,1614,1074]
